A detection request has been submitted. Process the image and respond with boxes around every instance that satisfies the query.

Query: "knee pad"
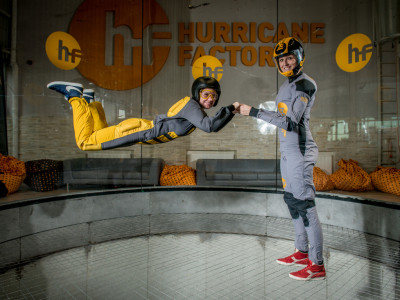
[284,192,315,226]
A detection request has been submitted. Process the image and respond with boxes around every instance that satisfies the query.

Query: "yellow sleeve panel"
[167,97,191,117]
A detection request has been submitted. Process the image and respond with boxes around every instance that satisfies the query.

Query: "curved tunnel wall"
[0,188,399,268]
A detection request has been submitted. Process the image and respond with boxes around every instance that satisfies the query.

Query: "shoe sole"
[288,274,326,281]
[47,81,83,89]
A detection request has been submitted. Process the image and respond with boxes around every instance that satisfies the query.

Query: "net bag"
[0,154,26,195]
[160,165,196,186]
[313,167,334,191]
[370,166,400,196]
[330,159,374,192]
[24,159,64,192]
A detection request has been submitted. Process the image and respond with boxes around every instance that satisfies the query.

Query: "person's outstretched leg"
[48,81,153,150]
[47,81,110,150]
[82,89,108,131]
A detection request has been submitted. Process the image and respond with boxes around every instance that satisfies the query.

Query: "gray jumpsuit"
[249,72,323,265]
[101,99,235,150]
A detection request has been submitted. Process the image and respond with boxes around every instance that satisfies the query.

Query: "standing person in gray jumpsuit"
[239,37,325,281]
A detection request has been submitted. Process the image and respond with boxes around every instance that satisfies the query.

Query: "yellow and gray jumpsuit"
[249,72,323,265]
[69,96,235,151]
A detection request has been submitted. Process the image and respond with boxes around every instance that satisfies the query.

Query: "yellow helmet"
[273,37,305,77]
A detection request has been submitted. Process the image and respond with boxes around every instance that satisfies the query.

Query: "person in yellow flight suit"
[47,77,239,151]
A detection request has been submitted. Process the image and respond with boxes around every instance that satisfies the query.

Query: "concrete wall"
[1,189,399,267]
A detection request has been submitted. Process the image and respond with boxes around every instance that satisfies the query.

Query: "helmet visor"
[275,50,303,73]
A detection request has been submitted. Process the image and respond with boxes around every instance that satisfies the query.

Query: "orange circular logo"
[336,34,373,72]
[46,32,82,70]
[192,56,223,82]
[69,0,171,90]
[278,103,288,116]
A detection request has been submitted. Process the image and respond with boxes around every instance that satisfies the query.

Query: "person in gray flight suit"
[239,37,325,281]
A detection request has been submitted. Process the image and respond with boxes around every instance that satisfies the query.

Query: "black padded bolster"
[295,79,316,97]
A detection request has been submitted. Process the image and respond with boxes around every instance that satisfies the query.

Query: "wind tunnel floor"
[0,217,399,300]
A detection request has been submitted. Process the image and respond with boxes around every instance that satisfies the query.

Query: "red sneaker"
[276,249,309,266]
[289,260,326,281]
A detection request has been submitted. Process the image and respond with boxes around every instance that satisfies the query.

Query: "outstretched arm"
[239,79,315,131]
[184,101,239,133]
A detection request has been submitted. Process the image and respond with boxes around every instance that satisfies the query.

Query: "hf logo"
[46,32,82,70]
[192,55,223,81]
[336,33,373,72]
[68,0,171,91]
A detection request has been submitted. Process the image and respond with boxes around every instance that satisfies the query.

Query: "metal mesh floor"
[1,217,399,300]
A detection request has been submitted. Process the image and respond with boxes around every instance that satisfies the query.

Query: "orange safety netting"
[330,159,374,192]
[313,167,334,191]
[160,165,196,186]
[0,154,26,195]
[370,166,400,196]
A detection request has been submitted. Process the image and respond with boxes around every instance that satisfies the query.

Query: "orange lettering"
[232,22,248,43]
[310,23,325,43]
[250,22,256,43]
[259,46,274,67]
[226,46,241,66]
[197,22,212,43]
[192,46,206,66]
[215,22,231,43]
[210,46,226,65]
[273,23,290,43]
[241,46,257,66]
[179,46,192,66]
[258,22,274,43]
[179,22,194,43]
[292,23,308,43]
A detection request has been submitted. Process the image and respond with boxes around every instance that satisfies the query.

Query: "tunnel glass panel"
[139,0,279,190]
[2,1,400,300]
[0,0,398,199]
